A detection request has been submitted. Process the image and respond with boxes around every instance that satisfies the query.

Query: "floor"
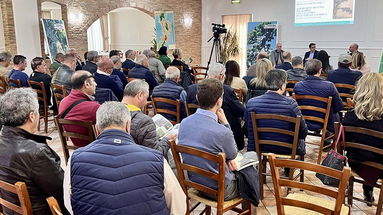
[39,121,381,215]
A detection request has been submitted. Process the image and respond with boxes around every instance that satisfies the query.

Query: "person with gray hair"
[186,63,246,149]
[82,50,99,74]
[269,42,284,66]
[110,55,128,88]
[94,56,124,100]
[63,101,186,215]
[152,66,187,122]
[246,69,308,155]
[122,80,175,155]
[52,53,77,92]
[0,88,69,215]
[122,49,137,72]
[0,51,12,76]
[128,54,158,95]
[275,51,293,71]
[286,56,307,82]
[145,49,166,83]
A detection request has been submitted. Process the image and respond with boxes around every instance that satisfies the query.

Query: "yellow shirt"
[125,104,141,112]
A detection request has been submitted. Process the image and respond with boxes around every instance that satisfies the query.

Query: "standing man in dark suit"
[303,43,319,65]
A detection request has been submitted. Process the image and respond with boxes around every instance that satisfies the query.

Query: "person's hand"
[216,108,228,125]
[166,134,177,142]
[227,160,238,172]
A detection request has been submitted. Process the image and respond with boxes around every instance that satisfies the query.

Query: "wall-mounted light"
[183,14,193,29]
[68,9,84,25]
[231,0,240,4]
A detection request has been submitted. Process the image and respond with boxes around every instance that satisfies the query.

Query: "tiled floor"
[39,122,382,215]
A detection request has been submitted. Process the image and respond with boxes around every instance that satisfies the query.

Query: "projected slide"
[295,0,355,26]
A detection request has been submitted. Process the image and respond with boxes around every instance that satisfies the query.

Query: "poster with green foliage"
[379,52,383,73]
[154,12,175,50]
[41,19,69,60]
[247,21,278,68]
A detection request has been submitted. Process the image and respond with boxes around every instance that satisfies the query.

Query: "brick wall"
[1,0,17,54]
[3,0,201,64]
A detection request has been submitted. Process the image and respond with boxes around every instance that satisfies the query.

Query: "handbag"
[315,125,347,187]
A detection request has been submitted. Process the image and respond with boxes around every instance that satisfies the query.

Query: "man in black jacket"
[0,88,68,215]
[303,43,319,65]
[186,63,246,150]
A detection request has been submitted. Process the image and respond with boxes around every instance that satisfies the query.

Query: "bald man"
[349,43,359,56]
[94,57,124,100]
[128,54,158,95]
[269,42,284,66]
[58,70,100,147]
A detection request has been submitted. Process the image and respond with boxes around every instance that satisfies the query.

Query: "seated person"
[122,80,175,156]
[64,102,186,215]
[82,50,99,74]
[170,49,194,88]
[58,70,100,147]
[0,88,68,215]
[224,60,248,96]
[0,51,12,76]
[52,53,77,93]
[186,63,245,150]
[179,79,239,200]
[128,54,158,95]
[247,58,273,101]
[328,54,363,95]
[152,66,187,122]
[49,53,64,74]
[286,56,307,82]
[110,55,128,88]
[343,73,383,205]
[246,69,308,154]
[122,49,137,73]
[243,64,256,89]
[158,46,172,69]
[275,51,293,71]
[294,59,343,134]
[143,49,166,83]
[94,57,124,100]
[8,55,29,87]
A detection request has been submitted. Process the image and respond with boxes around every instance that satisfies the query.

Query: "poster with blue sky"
[41,19,69,60]
[155,11,176,50]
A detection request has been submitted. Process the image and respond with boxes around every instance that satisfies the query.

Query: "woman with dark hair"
[316,50,332,74]
[224,60,247,95]
[157,46,171,68]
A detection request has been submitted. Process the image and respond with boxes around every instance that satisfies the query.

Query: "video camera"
[212,23,227,36]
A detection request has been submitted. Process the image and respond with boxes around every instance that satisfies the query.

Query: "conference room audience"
[64,101,186,215]
[303,43,319,64]
[0,88,68,215]
[68,48,85,71]
[58,70,100,147]
[171,48,193,75]
[109,49,123,58]
[94,57,124,100]
[317,50,332,74]
[224,60,248,95]
[246,69,308,154]
[243,64,256,89]
[110,55,128,88]
[158,46,172,68]
[247,58,273,100]
[343,73,383,205]
[9,55,28,87]
[186,63,245,150]
[269,42,284,66]
[275,51,293,71]
[294,59,343,135]
[144,49,166,83]
[122,49,137,73]
[0,51,12,76]
[52,54,77,93]
[351,51,371,74]
[129,54,158,95]
[122,80,175,156]
[82,50,99,74]
[49,53,64,74]
[286,56,307,81]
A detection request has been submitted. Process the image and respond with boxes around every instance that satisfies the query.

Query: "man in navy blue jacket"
[122,50,137,74]
[294,59,343,133]
[8,55,28,87]
[275,51,293,71]
[128,54,158,95]
[94,57,124,100]
[246,69,308,155]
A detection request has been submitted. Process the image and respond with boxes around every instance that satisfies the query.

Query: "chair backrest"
[233,88,244,103]
[46,197,63,215]
[192,66,207,84]
[28,80,48,114]
[8,79,21,89]
[334,83,355,108]
[250,113,301,160]
[285,80,298,96]
[169,141,227,209]
[127,77,144,82]
[151,97,181,125]
[268,154,351,215]
[346,98,354,108]
[54,116,96,164]
[0,76,8,94]
[184,102,199,116]
[0,181,32,215]
[335,122,383,171]
[50,83,68,109]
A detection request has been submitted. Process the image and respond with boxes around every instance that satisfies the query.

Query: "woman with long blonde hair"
[246,58,273,102]
[343,73,383,205]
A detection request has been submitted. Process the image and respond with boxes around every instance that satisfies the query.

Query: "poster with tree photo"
[41,19,69,61]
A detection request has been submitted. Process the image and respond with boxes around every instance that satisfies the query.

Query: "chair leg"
[347,176,354,206]
[205,205,211,215]
[376,183,383,215]
[300,155,304,183]
[44,114,48,133]
[317,137,324,164]
[262,157,267,183]
[259,160,264,200]
[247,201,254,215]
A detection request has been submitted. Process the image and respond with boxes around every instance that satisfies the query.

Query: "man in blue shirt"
[178,78,239,200]
[8,55,28,87]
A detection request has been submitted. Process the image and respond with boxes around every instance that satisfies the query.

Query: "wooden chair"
[54,116,96,164]
[0,76,8,94]
[51,83,68,110]
[293,94,334,164]
[46,197,63,215]
[127,77,144,82]
[233,88,244,103]
[334,83,355,109]
[250,113,304,200]
[192,66,208,84]
[28,80,52,133]
[151,97,181,125]
[335,122,383,214]
[0,180,32,215]
[169,141,254,215]
[268,154,351,215]
[285,80,298,96]
[346,98,354,108]
[8,79,22,89]
[184,102,199,116]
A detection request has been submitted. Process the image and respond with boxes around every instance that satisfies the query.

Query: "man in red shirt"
[58,70,100,147]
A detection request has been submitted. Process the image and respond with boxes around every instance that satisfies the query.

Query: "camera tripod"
[206,33,222,73]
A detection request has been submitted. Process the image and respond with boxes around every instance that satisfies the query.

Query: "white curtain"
[99,15,109,52]
[87,19,103,52]
[222,14,252,77]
